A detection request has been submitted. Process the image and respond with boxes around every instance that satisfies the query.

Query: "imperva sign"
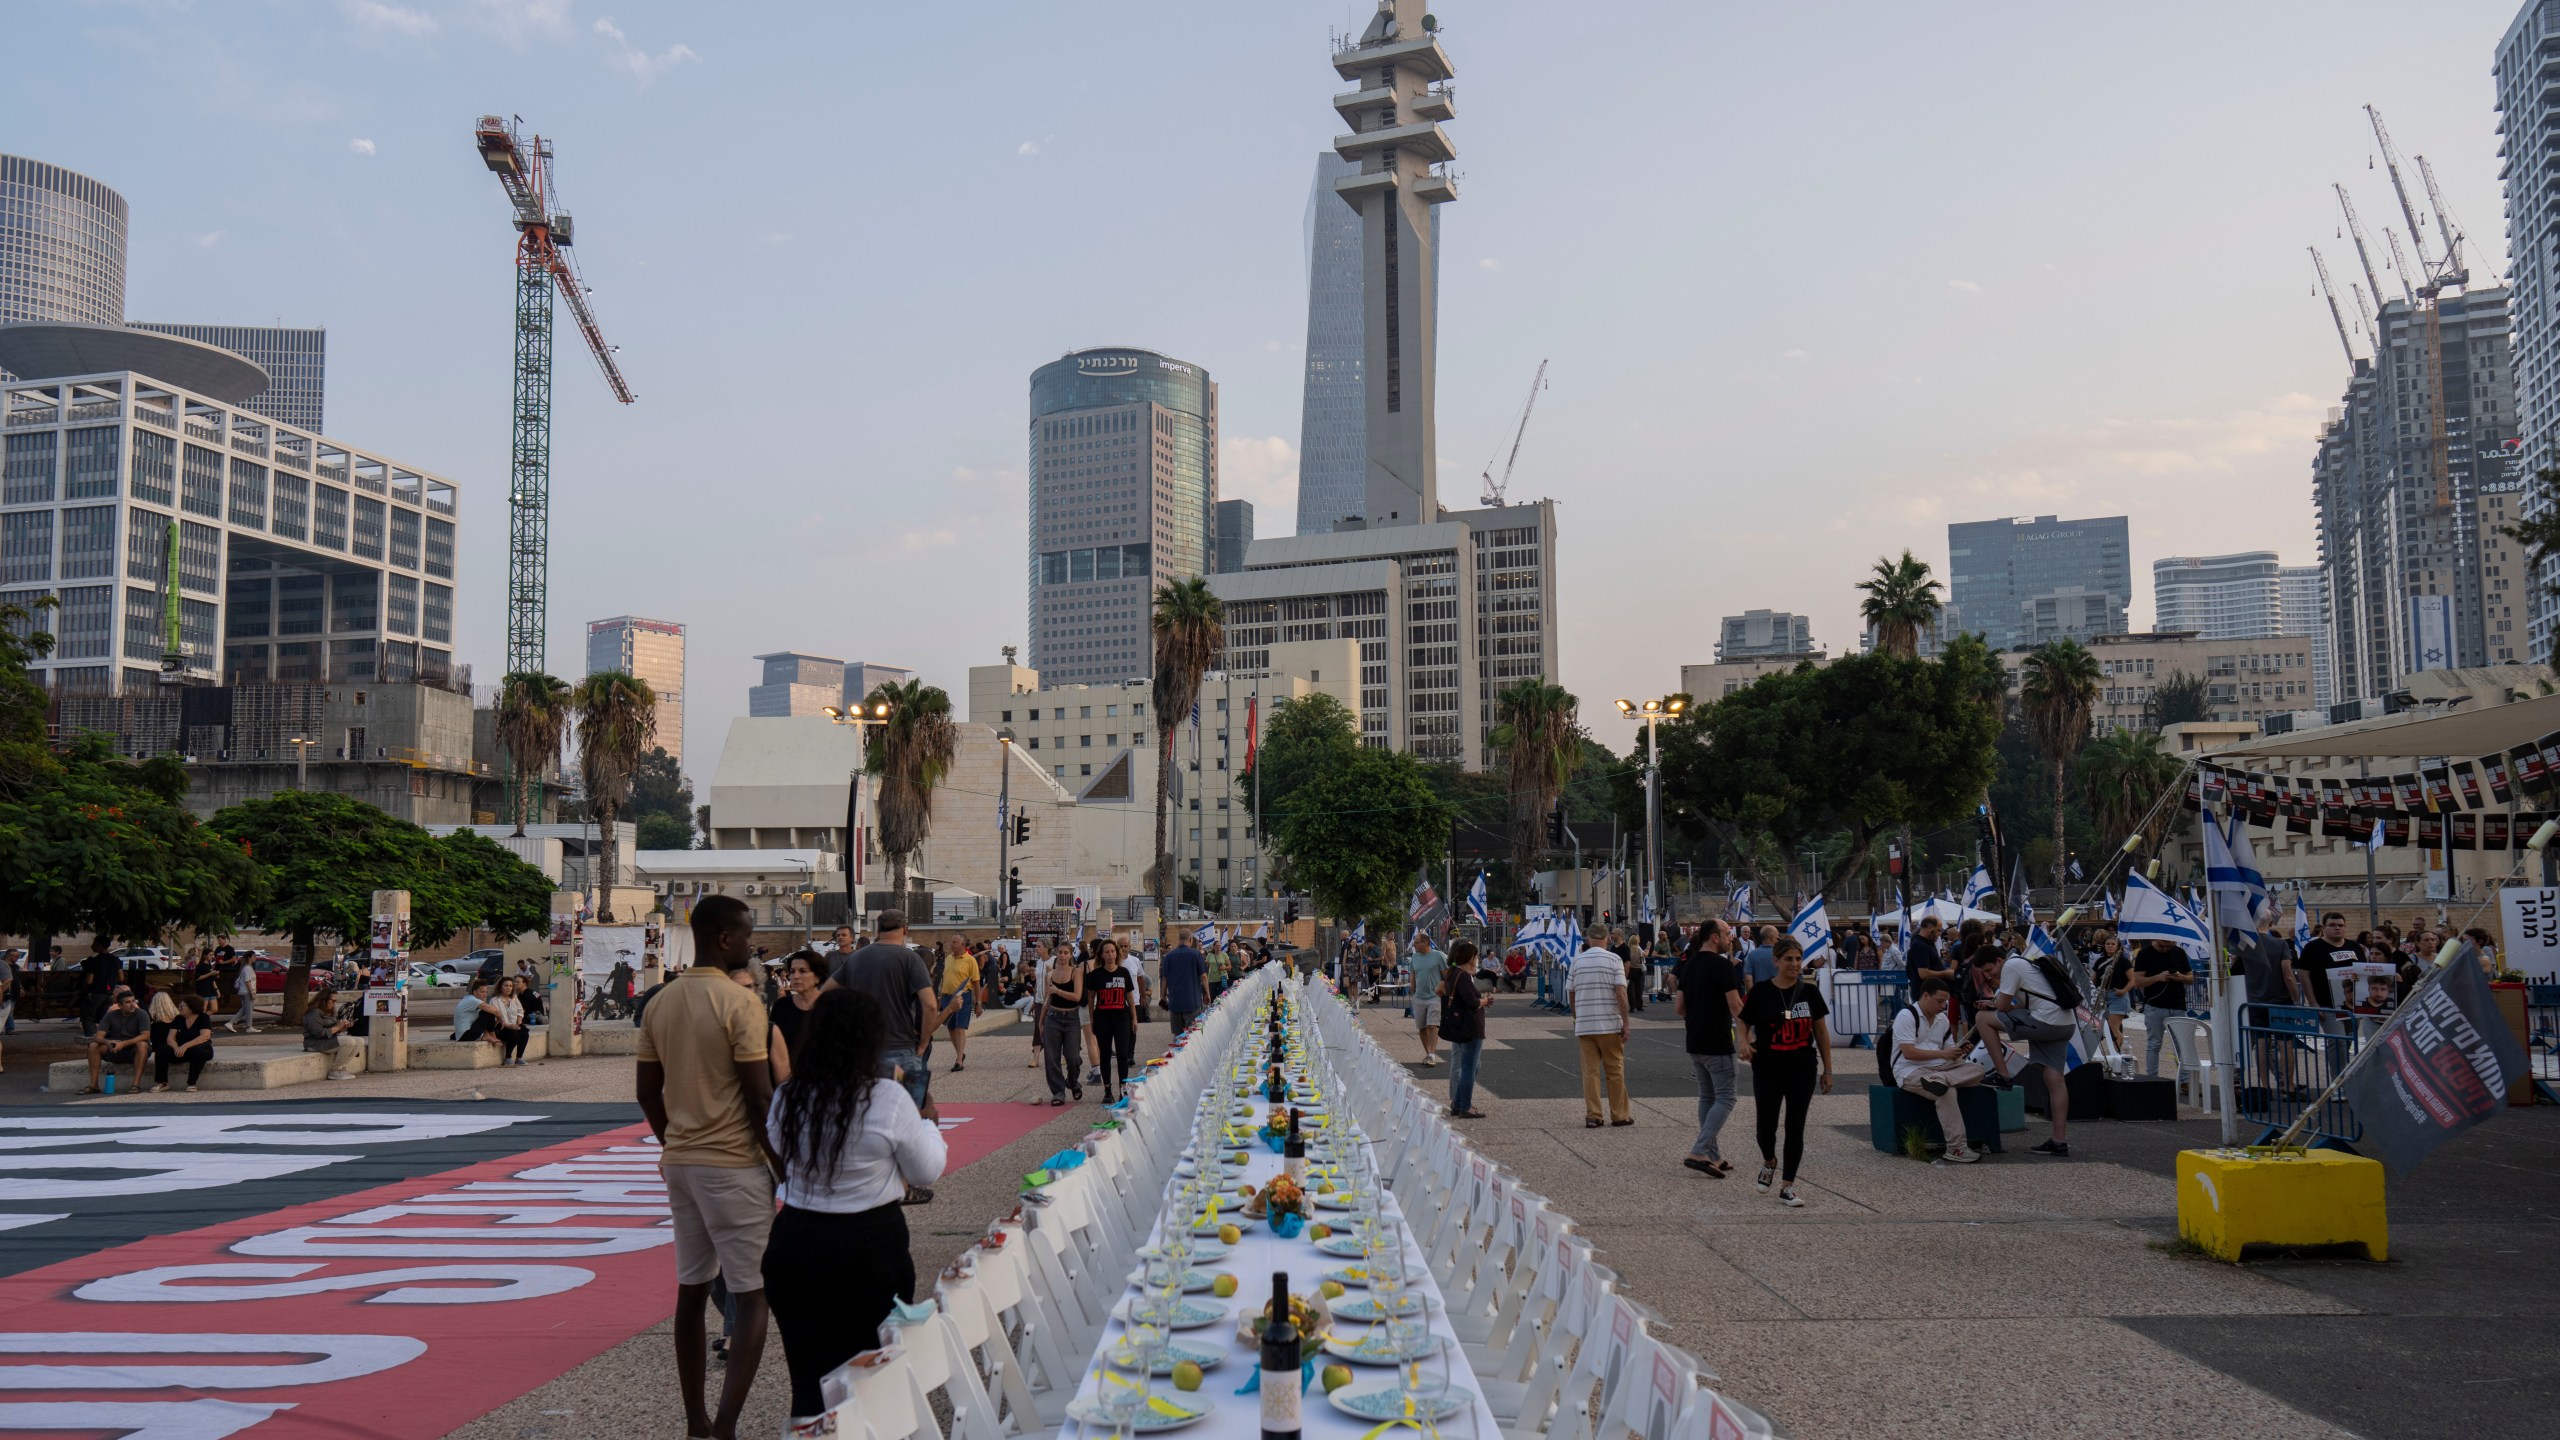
[1074,354,1195,378]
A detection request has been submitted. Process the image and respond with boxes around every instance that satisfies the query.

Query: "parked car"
[117,946,181,969]
[245,955,292,993]
[466,949,508,983]
[405,959,478,988]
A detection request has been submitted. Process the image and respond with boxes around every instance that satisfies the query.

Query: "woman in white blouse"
[488,977,530,1066]
[762,987,949,1426]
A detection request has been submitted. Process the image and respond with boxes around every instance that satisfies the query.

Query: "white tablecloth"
[1058,1083,1501,1440]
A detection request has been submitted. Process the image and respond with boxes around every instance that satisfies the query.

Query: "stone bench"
[409,1031,551,1069]
[49,1038,366,1094]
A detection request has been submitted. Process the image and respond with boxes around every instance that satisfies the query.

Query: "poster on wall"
[2498,886,2560,981]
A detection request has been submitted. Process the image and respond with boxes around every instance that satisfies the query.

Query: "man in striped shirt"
[1568,942,1633,1128]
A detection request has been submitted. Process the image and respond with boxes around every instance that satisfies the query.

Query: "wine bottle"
[1283,1106,1306,1183]
[1259,1272,1302,1440]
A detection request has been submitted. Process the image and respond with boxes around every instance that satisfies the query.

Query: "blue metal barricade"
[2237,1003,2366,1148]
[1824,970,1909,1049]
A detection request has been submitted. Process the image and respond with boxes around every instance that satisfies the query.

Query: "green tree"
[1857,550,1943,659]
[1263,745,1453,924]
[1149,577,1225,927]
[2501,466,2560,664]
[626,746,695,850]
[863,678,956,900]
[1655,648,2001,901]
[494,671,571,835]
[571,672,657,921]
[2145,671,2210,729]
[210,791,552,1020]
[0,592,57,799]
[0,733,259,953]
[2020,639,2102,892]
[1244,691,1359,820]
[2076,726,2182,854]
[1489,680,1582,908]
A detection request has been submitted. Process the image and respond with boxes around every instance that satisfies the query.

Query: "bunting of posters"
[2183,730,2560,845]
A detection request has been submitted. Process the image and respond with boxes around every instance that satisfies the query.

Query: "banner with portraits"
[2186,727,2560,849]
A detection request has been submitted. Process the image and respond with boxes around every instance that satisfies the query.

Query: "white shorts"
[662,1161,776,1292]
[1414,997,1443,1028]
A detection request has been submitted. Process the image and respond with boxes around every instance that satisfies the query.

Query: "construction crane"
[2366,106,2448,291]
[2309,248,2358,366]
[2334,184,2385,310]
[473,115,636,684]
[1479,359,1548,508]
[2383,225,2418,307]
[2350,281,2378,350]
[2413,153,2473,288]
[2367,107,2457,512]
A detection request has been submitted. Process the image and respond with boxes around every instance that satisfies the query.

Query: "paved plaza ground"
[4,990,2552,1438]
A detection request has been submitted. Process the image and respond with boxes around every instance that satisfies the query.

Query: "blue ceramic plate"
[1329,1383,1472,1421]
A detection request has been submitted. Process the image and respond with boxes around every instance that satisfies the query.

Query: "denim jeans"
[2144,1009,2192,1078]
[880,1049,929,1110]
[1690,1053,1737,1160]
[1448,1040,1484,1112]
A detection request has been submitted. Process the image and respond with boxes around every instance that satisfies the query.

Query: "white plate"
[1320,1266,1376,1289]
[1323,1331,1435,1366]
[1105,1337,1229,1376]
[1126,1268,1224,1294]
[1328,1382,1472,1422]
[1311,1191,1367,1211]
[1066,1392,1211,1432]
[1312,1232,1368,1257]
[1331,1292,1430,1323]
[1110,1296,1228,1330]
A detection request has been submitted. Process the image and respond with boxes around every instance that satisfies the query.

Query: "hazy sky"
[8,0,2529,760]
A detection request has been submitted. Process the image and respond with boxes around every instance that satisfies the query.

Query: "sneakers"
[1918,1077,1949,1097]
[1778,1186,1805,1207]
[1754,1165,1775,1193]
[1941,1144,1980,1164]
[327,1068,352,1080]
[2029,1139,2070,1158]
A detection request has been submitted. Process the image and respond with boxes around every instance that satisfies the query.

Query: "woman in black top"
[155,994,217,1091]
[1038,941,1086,1104]
[1439,940,1489,1118]
[768,949,826,1085]
[1086,938,1139,1103]
[1737,937,1832,1207]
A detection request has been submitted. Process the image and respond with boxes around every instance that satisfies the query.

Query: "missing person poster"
[2342,956,2529,1175]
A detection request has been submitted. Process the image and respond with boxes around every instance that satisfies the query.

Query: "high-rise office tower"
[841,661,914,709]
[1716,610,1816,660]
[2276,565,2333,707]
[2312,287,2514,698]
[1214,499,1255,574]
[587,616,686,762]
[2500,5,2560,664]
[0,155,126,330]
[749,652,845,718]
[1211,0,1559,770]
[2153,553,2285,638]
[1945,514,2131,652]
[131,325,325,431]
[1026,347,1216,686]
[1296,151,1438,537]
[0,153,326,429]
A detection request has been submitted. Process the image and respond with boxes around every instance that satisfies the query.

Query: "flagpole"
[2198,776,2237,1146]
[2359,759,2379,931]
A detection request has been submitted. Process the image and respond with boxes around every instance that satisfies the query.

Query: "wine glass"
[1401,1334,1456,1434]
[1105,1319,1165,1438]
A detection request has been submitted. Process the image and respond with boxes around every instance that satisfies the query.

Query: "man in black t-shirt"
[2129,939,2197,1079]
[1906,916,1950,983]
[2295,911,2359,1010]
[1674,920,1745,1175]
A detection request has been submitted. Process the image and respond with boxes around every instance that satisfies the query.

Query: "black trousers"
[1093,1011,1137,1089]
[155,1045,209,1086]
[497,1025,529,1061]
[1752,1059,1818,1182]
[761,1202,915,1419]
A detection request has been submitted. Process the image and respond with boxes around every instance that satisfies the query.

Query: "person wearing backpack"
[1989,942,2086,1158]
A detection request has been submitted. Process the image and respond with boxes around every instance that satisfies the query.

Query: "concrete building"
[586,615,685,763]
[1214,498,1255,574]
[1027,347,1216,687]
[841,661,914,709]
[748,651,843,718]
[0,325,459,696]
[1211,3,1560,772]
[2278,565,2333,707]
[1945,514,2130,653]
[0,155,125,331]
[2313,287,2515,700]
[1716,609,1814,661]
[2153,552,2284,638]
[1295,149,1438,537]
[1680,653,1828,700]
[131,324,325,432]
[2479,476,2532,667]
[2500,4,2560,666]
[2019,631,2318,735]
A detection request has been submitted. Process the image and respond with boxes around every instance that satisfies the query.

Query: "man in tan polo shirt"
[639,895,773,1440]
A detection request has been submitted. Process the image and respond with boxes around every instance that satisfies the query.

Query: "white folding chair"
[1542,1290,1659,1440]
[966,1231,1081,1426]
[1482,1239,1606,1427]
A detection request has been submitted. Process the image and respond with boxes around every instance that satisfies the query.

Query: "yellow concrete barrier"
[2176,1147,2387,1262]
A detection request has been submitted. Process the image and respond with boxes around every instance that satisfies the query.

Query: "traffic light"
[1007,867,1023,906]
[1012,810,1030,845]
[1283,899,1299,926]
[1545,803,1567,845]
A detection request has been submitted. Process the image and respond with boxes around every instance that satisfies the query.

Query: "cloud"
[349,137,377,156]
[900,528,959,552]
[1219,436,1299,515]
[1945,279,1983,295]
[195,230,225,248]
[340,1,437,38]
[594,18,699,85]
[1782,348,1809,361]
[473,0,575,45]
[1478,257,1501,271]
[1017,140,1040,156]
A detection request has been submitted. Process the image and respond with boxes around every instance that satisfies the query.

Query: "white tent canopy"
[1870,898,2003,929]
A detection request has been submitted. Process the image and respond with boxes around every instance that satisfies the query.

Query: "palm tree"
[571,671,656,921]
[862,679,958,902]
[2076,727,2181,853]
[2019,639,2102,893]
[495,671,570,836]
[1857,550,1942,659]
[1489,679,1582,907]
[2501,467,2560,664]
[1150,578,1225,928]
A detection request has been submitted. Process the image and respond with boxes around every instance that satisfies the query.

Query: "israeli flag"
[2202,808,2268,921]
[2366,817,2387,853]
[1465,871,1490,925]
[1639,889,1656,926]
[2020,894,2037,926]
[2293,891,2313,946]
[1347,921,1365,945]
[2117,872,2212,960]
[1962,863,1999,913]
[2101,891,2119,922]
[1254,918,1271,940]
[1786,894,1833,964]
[1728,883,1753,922]
[1193,922,1218,945]
[2026,923,2061,959]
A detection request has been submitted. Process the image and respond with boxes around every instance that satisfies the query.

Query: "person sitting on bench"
[1890,979,1984,1164]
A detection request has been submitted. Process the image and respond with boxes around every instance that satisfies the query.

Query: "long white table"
[1058,1052,1501,1440]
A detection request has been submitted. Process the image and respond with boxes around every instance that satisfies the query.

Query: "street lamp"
[1615,695,1687,935]
[997,726,1016,933]
[285,734,316,790]
[823,700,893,926]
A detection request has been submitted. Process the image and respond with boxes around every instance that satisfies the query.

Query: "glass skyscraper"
[1945,514,2131,652]
[1296,151,1439,537]
[1027,348,1216,686]
[132,324,325,432]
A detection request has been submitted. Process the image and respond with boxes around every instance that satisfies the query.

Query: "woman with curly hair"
[760,987,948,1426]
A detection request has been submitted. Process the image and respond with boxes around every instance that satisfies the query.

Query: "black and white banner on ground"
[2340,956,2529,1175]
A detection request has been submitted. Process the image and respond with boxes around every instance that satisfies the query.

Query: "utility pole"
[288,734,314,790]
[2359,758,2379,930]
[997,729,1014,932]
[1615,695,1684,938]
